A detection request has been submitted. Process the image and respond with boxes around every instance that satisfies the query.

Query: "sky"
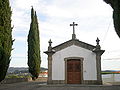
[9,0,120,70]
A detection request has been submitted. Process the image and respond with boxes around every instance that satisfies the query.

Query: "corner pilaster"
[93,38,105,84]
[44,39,55,84]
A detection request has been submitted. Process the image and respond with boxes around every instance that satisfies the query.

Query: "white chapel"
[44,22,105,85]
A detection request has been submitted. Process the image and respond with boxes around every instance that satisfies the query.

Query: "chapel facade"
[44,22,105,85]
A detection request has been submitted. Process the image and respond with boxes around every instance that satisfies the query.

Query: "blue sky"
[9,0,120,70]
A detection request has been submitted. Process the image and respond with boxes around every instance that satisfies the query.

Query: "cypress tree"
[0,0,13,82]
[28,7,41,80]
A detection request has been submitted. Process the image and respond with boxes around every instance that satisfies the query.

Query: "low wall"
[102,74,120,83]
[35,77,47,82]
[0,77,47,84]
[0,78,32,84]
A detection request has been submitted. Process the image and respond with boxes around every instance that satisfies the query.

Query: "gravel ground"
[0,81,120,90]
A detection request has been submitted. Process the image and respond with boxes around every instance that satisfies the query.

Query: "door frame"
[64,57,84,84]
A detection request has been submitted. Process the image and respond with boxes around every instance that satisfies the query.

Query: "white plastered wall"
[52,45,97,80]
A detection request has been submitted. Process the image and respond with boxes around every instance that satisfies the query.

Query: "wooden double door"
[67,59,81,84]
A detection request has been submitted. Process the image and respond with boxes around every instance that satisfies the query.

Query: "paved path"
[0,82,120,90]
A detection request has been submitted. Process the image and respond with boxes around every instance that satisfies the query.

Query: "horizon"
[7,66,120,71]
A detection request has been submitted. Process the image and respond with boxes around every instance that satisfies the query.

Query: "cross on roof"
[70,22,78,39]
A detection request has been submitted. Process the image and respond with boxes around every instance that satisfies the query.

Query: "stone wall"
[35,77,47,82]
[0,77,47,84]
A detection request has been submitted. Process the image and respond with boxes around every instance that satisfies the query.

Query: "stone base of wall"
[83,80,102,85]
[48,80,102,85]
[48,80,65,84]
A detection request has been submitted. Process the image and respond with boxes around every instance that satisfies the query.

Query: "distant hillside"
[7,67,48,73]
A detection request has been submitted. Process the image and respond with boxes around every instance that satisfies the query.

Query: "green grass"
[102,72,120,74]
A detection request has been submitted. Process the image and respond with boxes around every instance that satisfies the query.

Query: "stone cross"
[70,22,78,35]
[70,22,78,39]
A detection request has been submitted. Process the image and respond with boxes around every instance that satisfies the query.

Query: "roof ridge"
[52,39,95,52]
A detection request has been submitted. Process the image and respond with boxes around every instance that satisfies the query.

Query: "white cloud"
[40,0,112,18]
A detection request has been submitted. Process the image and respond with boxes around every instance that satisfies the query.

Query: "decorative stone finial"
[44,39,55,55]
[96,37,100,45]
[48,39,52,52]
[96,37,101,50]
[48,39,52,47]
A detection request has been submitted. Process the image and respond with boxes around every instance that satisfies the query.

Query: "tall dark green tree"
[103,0,120,38]
[0,0,13,82]
[28,7,41,80]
